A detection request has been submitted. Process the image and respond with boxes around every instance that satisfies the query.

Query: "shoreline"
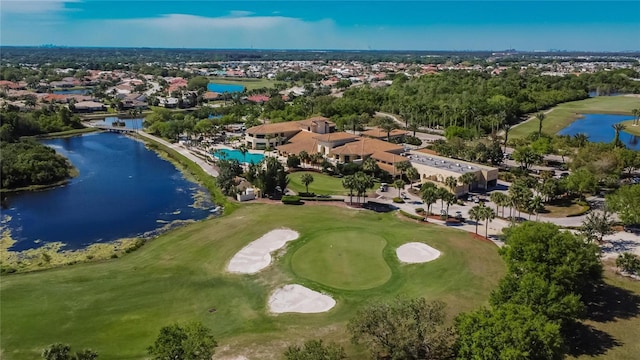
[620,119,640,136]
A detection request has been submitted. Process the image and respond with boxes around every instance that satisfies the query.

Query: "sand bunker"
[268,284,336,314]
[227,228,299,274]
[396,242,441,263]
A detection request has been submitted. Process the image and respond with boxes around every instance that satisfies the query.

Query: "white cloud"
[0,0,79,14]
[228,10,254,17]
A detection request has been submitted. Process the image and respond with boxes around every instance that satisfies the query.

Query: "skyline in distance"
[1,1,639,52]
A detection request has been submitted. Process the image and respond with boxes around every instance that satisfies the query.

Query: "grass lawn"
[571,272,640,360]
[620,120,640,136]
[290,230,392,290]
[510,96,640,139]
[209,77,284,91]
[0,204,504,360]
[541,198,590,218]
[288,171,380,196]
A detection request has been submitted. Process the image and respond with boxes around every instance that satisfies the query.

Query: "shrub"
[298,192,316,197]
[616,252,640,275]
[392,197,405,203]
[399,210,425,221]
[282,195,302,205]
[415,207,425,214]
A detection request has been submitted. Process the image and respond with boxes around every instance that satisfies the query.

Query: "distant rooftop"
[407,152,479,175]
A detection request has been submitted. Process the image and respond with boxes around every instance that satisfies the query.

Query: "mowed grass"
[620,120,640,136]
[0,204,504,360]
[571,272,640,360]
[510,96,640,139]
[290,231,392,290]
[288,171,380,196]
[209,77,284,91]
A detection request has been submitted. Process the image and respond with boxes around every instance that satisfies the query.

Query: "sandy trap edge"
[226,228,299,274]
[396,242,441,263]
[269,284,336,314]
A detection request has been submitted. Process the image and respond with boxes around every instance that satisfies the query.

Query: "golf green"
[290,231,392,290]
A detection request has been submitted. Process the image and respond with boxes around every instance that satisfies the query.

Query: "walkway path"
[136,131,220,177]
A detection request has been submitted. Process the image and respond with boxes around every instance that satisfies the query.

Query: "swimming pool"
[213,148,265,164]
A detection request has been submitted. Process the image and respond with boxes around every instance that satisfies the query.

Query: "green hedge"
[392,197,405,203]
[299,196,341,202]
[282,195,302,205]
[399,210,425,221]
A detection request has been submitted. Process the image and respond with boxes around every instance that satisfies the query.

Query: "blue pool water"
[213,149,264,164]
[207,83,245,93]
[557,113,639,150]
[53,89,92,95]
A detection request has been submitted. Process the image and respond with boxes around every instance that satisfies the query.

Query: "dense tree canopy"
[348,298,455,360]
[1,139,73,189]
[607,185,640,225]
[147,322,217,360]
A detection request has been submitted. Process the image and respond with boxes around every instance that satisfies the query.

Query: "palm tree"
[395,161,412,179]
[528,195,544,221]
[443,191,457,218]
[489,192,505,215]
[612,123,626,148]
[437,187,449,212]
[481,206,496,238]
[342,175,356,205]
[299,150,310,168]
[444,176,458,194]
[405,167,419,188]
[394,179,406,197]
[237,144,249,164]
[469,205,483,234]
[632,108,640,126]
[502,123,511,152]
[573,133,589,148]
[354,171,375,203]
[420,184,439,219]
[362,157,379,175]
[310,152,324,170]
[377,116,398,142]
[459,172,476,193]
[536,111,546,138]
[300,173,314,194]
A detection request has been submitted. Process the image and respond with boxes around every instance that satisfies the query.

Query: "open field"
[0,204,504,360]
[620,120,640,136]
[571,272,640,360]
[510,96,640,139]
[209,77,283,91]
[288,171,380,196]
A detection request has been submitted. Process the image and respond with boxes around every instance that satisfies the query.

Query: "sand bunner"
[227,228,299,274]
[396,242,441,263]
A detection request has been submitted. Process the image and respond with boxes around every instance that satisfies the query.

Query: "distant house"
[246,94,270,104]
[202,91,222,101]
[361,127,408,141]
[158,97,179,108]
[72,101,106,113]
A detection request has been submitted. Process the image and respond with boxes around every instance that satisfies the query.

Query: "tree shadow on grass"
[584,282,640,323]
[565,322,621,357]
[565,282,640,357]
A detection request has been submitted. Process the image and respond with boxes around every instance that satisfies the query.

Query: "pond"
[101,117,144,130]
[2,133,214,251]
[207,83,245,93]
[557,113,639,150]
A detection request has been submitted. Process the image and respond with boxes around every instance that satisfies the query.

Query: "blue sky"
[1,1,639,51]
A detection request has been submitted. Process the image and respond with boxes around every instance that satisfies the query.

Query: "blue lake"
[557,113,639,150]
[53,89,92,95]
[213,149,264,164]
[2,133,213,251]
[207,83,245,93]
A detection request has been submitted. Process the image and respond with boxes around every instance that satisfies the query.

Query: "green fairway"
[288,171,380,195]
[0,204,504,360]
[620,120,640,136]
[510,96,640,139]
[290,231,392,290]
[209,77,283,91]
